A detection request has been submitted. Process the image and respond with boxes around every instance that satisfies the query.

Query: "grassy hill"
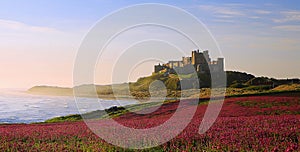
[28,86,73,96]
[28,71,300,99]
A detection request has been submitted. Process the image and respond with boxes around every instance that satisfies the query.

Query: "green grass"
[44,99,179,123]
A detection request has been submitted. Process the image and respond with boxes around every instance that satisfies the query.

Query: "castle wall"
[168,61,183,68]
[182,57,191,65]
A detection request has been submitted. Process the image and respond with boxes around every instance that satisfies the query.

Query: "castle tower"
[192,50,210,72]
[191,50,200,65]
[203,50,211,63]
[217,58,224,71]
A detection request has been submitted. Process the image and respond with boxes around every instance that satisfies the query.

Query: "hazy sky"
[1,0,300,88]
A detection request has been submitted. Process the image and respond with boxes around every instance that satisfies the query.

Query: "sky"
[0,0,300,88]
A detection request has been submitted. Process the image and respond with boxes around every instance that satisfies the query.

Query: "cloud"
[196,4,272,22]
[253,10,271,15]
[273,10,300,23]
[212,19,235,23]
[222,3,248,7]
[215,15,235,18]
[0,19,60,33]
[273,25,300,32]
[248,16,261,19]
[197,5,244,17]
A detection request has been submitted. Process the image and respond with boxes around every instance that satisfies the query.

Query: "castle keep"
[154,50,224,74]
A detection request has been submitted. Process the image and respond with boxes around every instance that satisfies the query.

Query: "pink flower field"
[0,94,299,151]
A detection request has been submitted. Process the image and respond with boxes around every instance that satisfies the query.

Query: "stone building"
[154,50,224,74]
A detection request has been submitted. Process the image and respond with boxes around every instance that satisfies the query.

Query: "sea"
[0,89,137,124]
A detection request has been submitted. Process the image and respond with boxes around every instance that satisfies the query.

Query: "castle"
[154,50,224,74]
